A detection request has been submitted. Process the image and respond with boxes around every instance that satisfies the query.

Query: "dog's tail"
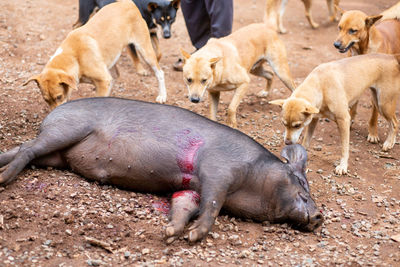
[380,1,400,21]
[264,0,279,31]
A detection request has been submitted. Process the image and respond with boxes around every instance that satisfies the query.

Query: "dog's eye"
[338,26,342,31]
[187,78,193,84]
[349,29,357,34]
[201,79,207,84]
[293,124,301,129]
[56,95,62,101]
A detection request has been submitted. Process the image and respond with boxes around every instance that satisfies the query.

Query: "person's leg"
[204,0,233,39]
[181,0,210,50]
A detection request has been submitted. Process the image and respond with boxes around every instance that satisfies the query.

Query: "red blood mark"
[152,199,171,215]
[172,190,200,205]
[176,129,204,189]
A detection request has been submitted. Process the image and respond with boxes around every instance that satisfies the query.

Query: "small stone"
[142,248,150,255]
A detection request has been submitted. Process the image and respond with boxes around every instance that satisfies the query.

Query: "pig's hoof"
[165,236,177,245]
[156,95,167,104]
[188,226,208,243]
[165,226,175,237]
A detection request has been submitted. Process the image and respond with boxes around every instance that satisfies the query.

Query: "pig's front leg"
[187,183,228,242]
[165,190,200,244]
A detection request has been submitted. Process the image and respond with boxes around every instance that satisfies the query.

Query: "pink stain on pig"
[172,190,201,205]
[176,129,204,189]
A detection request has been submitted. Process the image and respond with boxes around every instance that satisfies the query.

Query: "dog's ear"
[365,15,382,28]
[335,5,345,17]
[303,104,319,115]
[59,73,77,91]
[180,48,191,63]
[147,2,158,12]
[269,99,285,107]
[209,57,221,69]
[171,0,180,9]
[23,75,40,87]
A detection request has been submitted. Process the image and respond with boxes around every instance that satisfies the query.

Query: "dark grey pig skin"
[0,97,323,243]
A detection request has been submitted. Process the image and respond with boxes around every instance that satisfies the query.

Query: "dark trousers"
[181,0,233,50]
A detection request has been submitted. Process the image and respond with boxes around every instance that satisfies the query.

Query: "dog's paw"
[156,95,167,104]
[256,90,269,98]
[137,69,150,76]
[278,27,288,34]
[367,134,380,144]
[334,164,348,176]
[382,139,395,152]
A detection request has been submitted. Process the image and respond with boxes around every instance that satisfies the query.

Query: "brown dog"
[333,2,400,129]
[270,54,400,175]
[265,0,340,34]
[181,23,295,128]
[24,1,166,109]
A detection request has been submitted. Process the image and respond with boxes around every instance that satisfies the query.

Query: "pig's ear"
[281,144,307,172]
[269,99,285,107]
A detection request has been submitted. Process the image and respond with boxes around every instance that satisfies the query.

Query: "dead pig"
[0,97,323,243]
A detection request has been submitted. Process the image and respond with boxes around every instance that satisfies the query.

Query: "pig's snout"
[308,210,324,230]
[190,96,200,103]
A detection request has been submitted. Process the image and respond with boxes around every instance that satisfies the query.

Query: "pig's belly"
[62,132,201,193]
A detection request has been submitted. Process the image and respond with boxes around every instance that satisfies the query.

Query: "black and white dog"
[74,0,180,64]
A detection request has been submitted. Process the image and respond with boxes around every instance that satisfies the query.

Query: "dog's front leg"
[93,71,113,97]
[150,32,161,62]
[209,91,220,121]
[335,114,351,175]
[227,83,249,128]
[302,117,318,148]
[301,0,319,29]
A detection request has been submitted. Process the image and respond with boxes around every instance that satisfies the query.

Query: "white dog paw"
[334,164,348,176]
[382,140,395,152]
[156,95,167,104]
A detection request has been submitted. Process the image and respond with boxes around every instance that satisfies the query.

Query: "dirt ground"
[0,0,399,266]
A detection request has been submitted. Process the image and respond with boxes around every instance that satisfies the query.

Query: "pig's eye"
[296,175,308,190]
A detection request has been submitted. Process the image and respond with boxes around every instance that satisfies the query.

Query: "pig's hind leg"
[165,190,200,244]
[0,125,93,185]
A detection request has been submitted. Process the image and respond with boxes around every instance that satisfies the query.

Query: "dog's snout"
[333,41,342,49]
[163,30,171,39]
[190,96,200,103]
[285,139,292,145]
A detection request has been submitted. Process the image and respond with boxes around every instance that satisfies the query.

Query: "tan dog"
[181,23,295,128]
[333,2,400,128]
[265,0,340,34]
[24,1,166,109]
[270,54,400,175]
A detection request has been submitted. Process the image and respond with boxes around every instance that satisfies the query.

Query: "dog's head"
[181,49,221,103]
[24,69,77,110]
[270,98,319,145]
[334,9,382,54]
[148,0,180,39]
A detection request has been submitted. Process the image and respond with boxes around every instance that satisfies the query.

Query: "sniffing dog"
[265,0,340,34]
[270,54,400,175]
[181,22,295,128]
[24,1,166,109]
[74,0,180,74]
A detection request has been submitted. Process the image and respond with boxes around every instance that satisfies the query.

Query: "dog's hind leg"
[277,0,289,34]
[266,38,296,92]
[250,62,274,98]
[131,34,167,103]
[301,0,319,29]
[367,89,380,144]
[380,99,398,151]
[127,44,150,76]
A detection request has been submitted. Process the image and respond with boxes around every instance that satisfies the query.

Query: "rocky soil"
[0,0,399,266]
